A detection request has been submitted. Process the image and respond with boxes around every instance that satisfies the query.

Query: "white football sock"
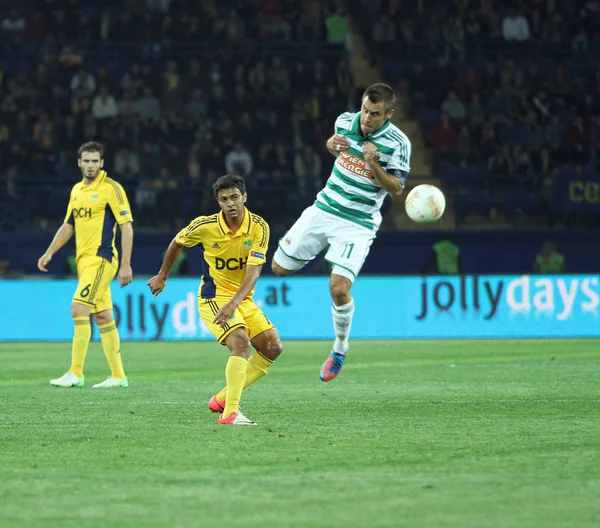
[332,298,354,356]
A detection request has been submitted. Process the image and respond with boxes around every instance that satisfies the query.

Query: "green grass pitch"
[1,339,599,527]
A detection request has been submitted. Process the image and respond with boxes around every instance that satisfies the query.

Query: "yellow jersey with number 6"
[64,171,133,263]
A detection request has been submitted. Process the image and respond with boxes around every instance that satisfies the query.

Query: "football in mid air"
[405,184,446,223]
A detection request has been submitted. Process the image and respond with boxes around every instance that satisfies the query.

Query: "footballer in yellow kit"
[38,141,134,389]
[148,174,283,425]
[66,166,133,314]
[177,210,274,343]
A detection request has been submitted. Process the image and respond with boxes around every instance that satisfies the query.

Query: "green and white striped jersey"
[314,112,411,230]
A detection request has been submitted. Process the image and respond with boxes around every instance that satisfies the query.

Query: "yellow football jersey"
[64,170,133,263]
[175,208,270,299]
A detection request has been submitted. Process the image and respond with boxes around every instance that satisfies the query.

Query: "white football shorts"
[273,205,375,282]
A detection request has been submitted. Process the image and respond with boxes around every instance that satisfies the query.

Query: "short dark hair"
[363,83,396,111]
[213,174,246,199]
[78,141,104,159]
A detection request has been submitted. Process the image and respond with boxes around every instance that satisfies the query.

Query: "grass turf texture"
[0,339,599,528]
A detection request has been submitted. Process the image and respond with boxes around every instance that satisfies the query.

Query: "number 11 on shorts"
[341,242,354,259]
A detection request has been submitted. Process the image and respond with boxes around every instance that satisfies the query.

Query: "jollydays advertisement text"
[0,275,598,341]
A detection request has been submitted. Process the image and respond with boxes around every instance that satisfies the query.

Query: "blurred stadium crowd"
[2,0,600,232]
[0,0,352,231]
[354,0,600,226]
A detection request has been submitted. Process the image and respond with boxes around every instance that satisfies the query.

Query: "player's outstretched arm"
[117,222,134,287]
[147,238,183,297]
[37,223,74,272]
[213,264,263,328]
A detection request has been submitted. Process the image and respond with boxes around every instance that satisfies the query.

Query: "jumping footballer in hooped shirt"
[272,83,411,382]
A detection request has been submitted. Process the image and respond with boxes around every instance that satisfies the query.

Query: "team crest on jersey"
[284,237,291,246]
[243,239,252,251]
[91,193,99,202]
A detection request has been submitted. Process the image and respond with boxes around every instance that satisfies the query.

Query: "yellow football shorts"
[72,255,118,314]
[198,296,275,344]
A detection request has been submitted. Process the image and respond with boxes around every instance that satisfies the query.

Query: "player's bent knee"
[225,329,251,358]
[251,329,283,360]
[271,260,292,277]
[71,301,91,319]
[265,338,283,360]
[93,310,113,326]
[330,278,352,306]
